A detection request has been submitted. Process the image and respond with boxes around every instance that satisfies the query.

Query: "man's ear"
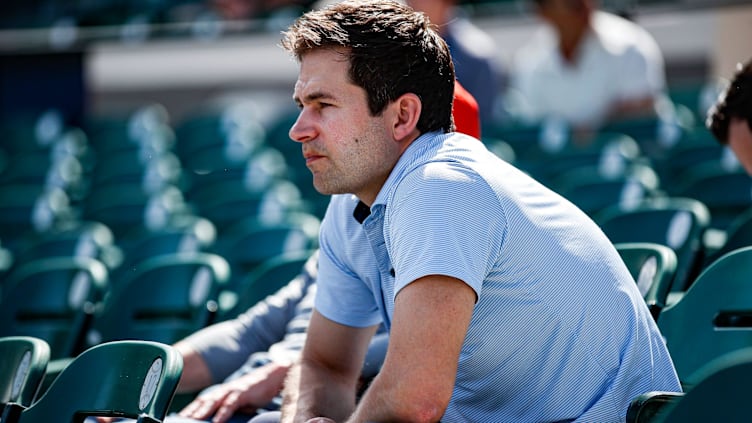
[392,93,422,141]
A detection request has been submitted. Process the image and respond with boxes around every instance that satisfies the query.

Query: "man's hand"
[178,361,291,423]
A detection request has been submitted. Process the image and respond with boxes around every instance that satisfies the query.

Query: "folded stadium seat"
[672,161,752,231]
[527,131,645,187]
[211,212,320,294]
[0,130,91,210]
[702,208,752,269]
[174,104,267,189]
[650,132,729,190]
[217,249,317,321]
[109,215,217,290]
[8,220,122,274]
[184,144,291,205]
[653,246,752,391]
[0,336,50,410]
[82,182,194,241]
[553,162,661,218]
[600,97,694,161]
[90,148,185,196]
[191,178,312,233]
[667,78,723,124]
[85,251,230,348]
[595,197,711,293]
[626,347,752,423]
[0,242,13,282]
[1,340,182,423]
[480,119,551,164]
[0,150,64,187]
[614,242,678,321]
[0,110,67,157]
[0,256,109,360]
[40,252,227,399]
[86,104,174,155]
[0,184,77,252]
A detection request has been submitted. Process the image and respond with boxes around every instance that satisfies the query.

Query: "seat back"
[657,246,752,389]
[0,336,50,408]
[218,249,316,321]
[673,163,752,230]
[662,347,752,422]
[0,257,109,359]
[10,220,120,271]
[213,214,319,291]
[615,242,678,320]
[596,197,710,292]
[88,252,230,346]
[704,207,752,267]
[1,340,183,423]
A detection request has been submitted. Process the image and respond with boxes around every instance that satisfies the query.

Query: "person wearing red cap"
[452,80,481,139]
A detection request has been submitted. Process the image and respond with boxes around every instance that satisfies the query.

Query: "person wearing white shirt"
[509,0,666,131]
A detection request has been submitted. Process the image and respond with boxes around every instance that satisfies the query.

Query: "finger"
[179,397,219,419]
[211,391,242,423]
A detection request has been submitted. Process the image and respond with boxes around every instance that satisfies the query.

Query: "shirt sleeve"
[314,196,383,328]
[385,160,506,299]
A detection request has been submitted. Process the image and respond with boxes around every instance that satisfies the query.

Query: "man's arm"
[281,310,379,423]
[173,341,214,393]
[348,275,477,423]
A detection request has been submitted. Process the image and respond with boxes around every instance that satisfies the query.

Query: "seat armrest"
[626,391,684,423]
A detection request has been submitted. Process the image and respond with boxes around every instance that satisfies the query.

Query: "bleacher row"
[0,99,323,354]
[1,88,752,421]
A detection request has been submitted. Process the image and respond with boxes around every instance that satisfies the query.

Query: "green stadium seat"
[596,197,710,292]
[615,242,678,320]
[86,252,230,347]
[218,249,316,321]
[626,347,752,423]
[0,257,109,360]
[1,340,182,423]
[0,336,50,409]
[656,246,752,390]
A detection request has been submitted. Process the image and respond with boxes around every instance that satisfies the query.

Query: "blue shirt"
[315,132,680,422]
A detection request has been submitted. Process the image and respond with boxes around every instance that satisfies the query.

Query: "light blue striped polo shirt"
[315,132,681,422]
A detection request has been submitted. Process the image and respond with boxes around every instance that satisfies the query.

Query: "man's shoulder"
[512,27,557,73]
[592,11,660,56]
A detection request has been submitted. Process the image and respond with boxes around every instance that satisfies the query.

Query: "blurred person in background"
[407,0,507,128]
[508,0,666,134]
[706,58,752,175]
[210,0,316,20]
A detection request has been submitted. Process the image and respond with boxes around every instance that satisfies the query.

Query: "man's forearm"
[280,361,358,423]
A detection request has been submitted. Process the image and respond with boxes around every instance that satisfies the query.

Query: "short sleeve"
[385,161,505,298]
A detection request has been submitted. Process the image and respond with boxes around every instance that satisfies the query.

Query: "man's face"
[537,0,591,29]
[728,117,752,175]
[290,48,401,204]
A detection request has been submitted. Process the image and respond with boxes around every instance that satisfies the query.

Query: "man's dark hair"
[280,0,455,134]
[707,59,752,144]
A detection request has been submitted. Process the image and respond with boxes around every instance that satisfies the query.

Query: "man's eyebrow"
[294,90,336,105]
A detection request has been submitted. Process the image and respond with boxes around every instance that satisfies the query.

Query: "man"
[706,58,752,175]
[170,81,478,423]
[253,1,680,422]
[509,0,666,131]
